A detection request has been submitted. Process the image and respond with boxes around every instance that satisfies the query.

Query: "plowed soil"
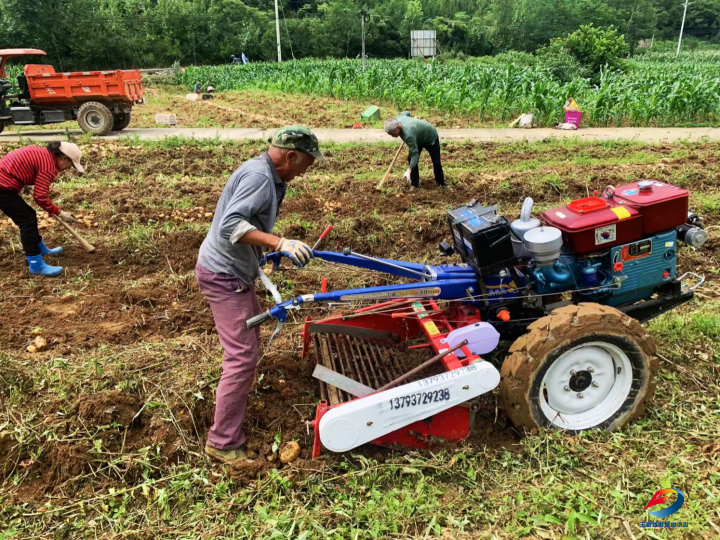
[1,138,718,508]
[125,87,495,129]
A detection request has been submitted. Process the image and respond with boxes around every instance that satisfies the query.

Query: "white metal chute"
[318,362,500,453]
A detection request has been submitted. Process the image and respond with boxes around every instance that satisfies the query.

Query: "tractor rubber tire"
[77,102,114,136]
[112,111,132,131]
[0,121,4,134]
[499,303,658,434]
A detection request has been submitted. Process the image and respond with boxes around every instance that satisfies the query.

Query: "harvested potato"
[279,441,301,463]
[33,336,48,351]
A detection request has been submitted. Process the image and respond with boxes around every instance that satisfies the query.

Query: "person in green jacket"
[384,112,445,188]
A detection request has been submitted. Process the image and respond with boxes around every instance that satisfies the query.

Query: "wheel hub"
[569,370,592,392]
[87,112,104,129]
[539,342,633,430]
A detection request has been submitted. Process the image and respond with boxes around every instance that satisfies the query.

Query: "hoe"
[249,181,707,457]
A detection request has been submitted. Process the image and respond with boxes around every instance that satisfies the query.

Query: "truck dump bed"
[24,65,144,106]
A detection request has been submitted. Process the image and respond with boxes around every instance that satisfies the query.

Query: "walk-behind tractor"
[249,181,707,457]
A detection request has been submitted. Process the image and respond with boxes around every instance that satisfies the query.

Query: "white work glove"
[57,210,77,223]
[402,168,412,182]
[276,238,314,268]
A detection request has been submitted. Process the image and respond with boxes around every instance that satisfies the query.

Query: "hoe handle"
[53,215,96,253]
[374,141,405,191]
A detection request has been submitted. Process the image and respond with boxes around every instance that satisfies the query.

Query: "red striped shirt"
[0,145,60,215]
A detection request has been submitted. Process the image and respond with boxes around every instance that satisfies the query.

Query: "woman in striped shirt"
[0,142,84,276]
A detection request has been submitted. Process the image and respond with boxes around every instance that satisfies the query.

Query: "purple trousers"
[196,263,261,450]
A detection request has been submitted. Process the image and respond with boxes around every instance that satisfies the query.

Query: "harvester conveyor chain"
[312,333,435,406]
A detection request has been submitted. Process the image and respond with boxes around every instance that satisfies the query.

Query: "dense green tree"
[0,0,717,70]
[561,24,629,73]
[540,24,629,82]
[655,0,720,41]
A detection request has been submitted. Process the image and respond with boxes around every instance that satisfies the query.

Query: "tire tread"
[500,303,657,433]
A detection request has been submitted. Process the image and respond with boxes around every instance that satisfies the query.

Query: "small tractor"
[0,49,144,136]
[249,181,707,457]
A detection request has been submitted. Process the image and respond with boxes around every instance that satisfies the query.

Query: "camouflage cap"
[269,125,325,162]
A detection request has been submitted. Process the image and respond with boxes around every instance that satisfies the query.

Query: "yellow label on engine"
[424,321,441,336]
[610,206,632,220]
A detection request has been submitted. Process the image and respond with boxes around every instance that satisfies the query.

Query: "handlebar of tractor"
[246,277,478,331]
[263,249,428,279]
[266,225,333,272]
[248,245,476,331]
[247,310,275,329]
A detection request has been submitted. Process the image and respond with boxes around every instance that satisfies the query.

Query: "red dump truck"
[0,49,144,136]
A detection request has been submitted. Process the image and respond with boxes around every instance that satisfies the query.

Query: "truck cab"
[0,49,47,132]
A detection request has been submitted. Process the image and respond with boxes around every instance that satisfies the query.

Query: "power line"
[279,0,296,60]
[175,17,235,65]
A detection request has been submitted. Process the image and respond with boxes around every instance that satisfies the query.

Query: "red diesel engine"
[542,181,689,252]
[510,181,706,306]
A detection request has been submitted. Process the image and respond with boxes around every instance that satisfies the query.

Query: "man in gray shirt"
[196,126,324,463]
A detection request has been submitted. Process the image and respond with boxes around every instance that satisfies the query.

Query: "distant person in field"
[241,52,249,65]
[384,112,445,188]
[0,142,84,277]
[194,82,202,94]
[196,126,325,464]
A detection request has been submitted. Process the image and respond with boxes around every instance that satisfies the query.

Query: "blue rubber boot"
[39,241,64,256]
[26,255,64,277]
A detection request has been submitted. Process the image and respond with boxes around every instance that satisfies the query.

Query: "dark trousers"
[0,189,42,256]
[409,138,445,187]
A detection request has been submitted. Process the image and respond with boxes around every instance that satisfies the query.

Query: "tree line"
[1,0,719,71]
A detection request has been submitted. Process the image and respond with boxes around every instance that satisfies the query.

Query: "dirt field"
[133,86,502,129]
[6,86,501,134]
[1,137,718,538]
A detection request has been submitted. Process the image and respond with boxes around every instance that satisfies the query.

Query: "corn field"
[178,58,720,127]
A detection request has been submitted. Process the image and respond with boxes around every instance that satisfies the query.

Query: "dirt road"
[3,126,720,144]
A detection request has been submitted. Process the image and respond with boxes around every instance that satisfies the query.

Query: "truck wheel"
[112,111,132,131]
[77,102,114,136]
[499,303,658,433]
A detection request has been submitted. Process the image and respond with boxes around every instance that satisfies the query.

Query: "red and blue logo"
[645,488,685,519]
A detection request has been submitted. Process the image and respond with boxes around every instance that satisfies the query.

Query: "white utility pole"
[676,0,689,56]
[361,14,366,68]
[359,9,367,68]
[275,0,282,62]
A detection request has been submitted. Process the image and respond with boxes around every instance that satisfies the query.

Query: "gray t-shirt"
[198,153,286,283]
